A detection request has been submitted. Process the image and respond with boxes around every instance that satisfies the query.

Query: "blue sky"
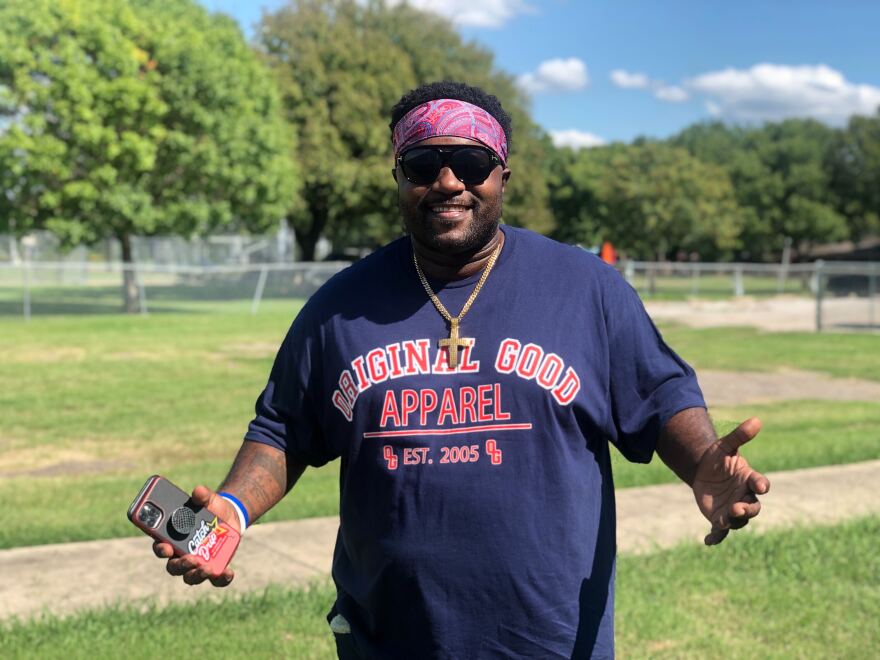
[200,0,880,146]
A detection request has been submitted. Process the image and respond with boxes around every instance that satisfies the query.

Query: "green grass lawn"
[3,516,877,659]
[612,399,880,488]
[0,459,341,548]
[3,397,878,548]
[1,306,878,548]
[661,324,880,381]
[615,515,880,658]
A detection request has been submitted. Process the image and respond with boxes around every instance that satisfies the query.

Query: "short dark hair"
[389,81,512,150]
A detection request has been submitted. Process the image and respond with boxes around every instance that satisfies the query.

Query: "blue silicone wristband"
[218,491,250,529]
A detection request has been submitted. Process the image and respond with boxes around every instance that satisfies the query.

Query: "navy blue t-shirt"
[245,226,705,659]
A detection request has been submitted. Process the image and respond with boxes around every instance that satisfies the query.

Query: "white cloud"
[686,63,880,124]
[550,129,606,150]
[610,70,649,89]
[654,85,689,103]
[518,58,589,94]
[393,0,534,28]
[611,70,689,103]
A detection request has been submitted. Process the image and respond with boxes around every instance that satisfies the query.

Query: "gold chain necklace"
[413,242,502,369]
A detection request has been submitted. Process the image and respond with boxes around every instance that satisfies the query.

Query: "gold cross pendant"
[438,318,473,369]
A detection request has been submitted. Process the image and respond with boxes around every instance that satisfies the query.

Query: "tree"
[550,141,743,260]
[377,5,555,235]
[0,0,297,311]
[546,142,611,248]
[256,0,553,260]
[745,120,848,255]
[828,110,880,241]
[673,120,848,258]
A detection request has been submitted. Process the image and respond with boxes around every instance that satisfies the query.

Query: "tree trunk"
[292,212,326,262]
[648,244,667,296]
[119,233,140,313]
[294,228,318,262]
[8,233,20,265]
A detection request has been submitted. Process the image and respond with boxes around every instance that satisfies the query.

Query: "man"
[154,81,769,659]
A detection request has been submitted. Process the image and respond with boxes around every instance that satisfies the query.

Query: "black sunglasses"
[397,145,501,186]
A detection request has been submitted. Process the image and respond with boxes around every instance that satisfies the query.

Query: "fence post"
[691,263,700,297]
[22,260,32,321]
[869,264,877,329]
[734,265,744,297]
[21,237,36,321]
[135,265,148,315]
[624,260,635,285]
[251,265,269,315]
[777,236,792,294]
[815,260,825,332]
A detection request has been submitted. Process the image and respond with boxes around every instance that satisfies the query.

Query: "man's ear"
[501,167,511,194]
[391,167,398,182]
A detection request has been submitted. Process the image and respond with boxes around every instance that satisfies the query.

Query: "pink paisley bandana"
[392,99,508,164]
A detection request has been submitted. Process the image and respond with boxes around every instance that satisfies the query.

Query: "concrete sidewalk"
[2,460,878,622]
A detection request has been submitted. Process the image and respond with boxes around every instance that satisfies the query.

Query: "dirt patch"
[0,436,30,453]
[698,368,880,407]
[647,639,682,653]
[1,347,87,363]
[101,350,180,362]
[219,342,279,358]
[0,459,133,478]
[645,295,879,333]
[0,443,142,477]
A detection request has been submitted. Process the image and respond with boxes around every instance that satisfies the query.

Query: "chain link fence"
[812,260,880,332]
[621,260,813,299]
[0,261,348,318]
[1,256,878,332]
[620,260,879,332]
[0,229,313,266]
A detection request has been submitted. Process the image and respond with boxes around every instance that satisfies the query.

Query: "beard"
[398,190,503,257]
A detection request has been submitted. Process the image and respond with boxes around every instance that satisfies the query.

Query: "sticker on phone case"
[188,517,230,561]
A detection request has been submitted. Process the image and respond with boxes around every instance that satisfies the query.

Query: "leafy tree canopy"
[551,141,742,260]
[257,0,553,260]
[672,119,848,257]
[0,0,297,308]
[828,110,880,241]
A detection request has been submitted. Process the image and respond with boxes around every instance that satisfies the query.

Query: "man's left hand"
[692,417,770,545]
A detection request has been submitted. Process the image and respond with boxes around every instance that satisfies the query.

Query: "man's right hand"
[151,484,238,587]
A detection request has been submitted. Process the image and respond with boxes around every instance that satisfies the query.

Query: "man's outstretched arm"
[152,441,307,586]
[656,407,770,545]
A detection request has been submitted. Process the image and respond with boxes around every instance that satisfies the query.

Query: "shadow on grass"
[0,292,205,316]
[830,322,880,331]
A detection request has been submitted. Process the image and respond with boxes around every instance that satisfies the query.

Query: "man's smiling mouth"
[425,203,473,219]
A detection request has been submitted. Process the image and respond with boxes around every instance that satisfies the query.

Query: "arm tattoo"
[219,442,307,523]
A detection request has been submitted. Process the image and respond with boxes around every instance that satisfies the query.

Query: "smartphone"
[128,475,240,574]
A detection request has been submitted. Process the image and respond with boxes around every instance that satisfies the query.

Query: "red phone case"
[128,475,240,574]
